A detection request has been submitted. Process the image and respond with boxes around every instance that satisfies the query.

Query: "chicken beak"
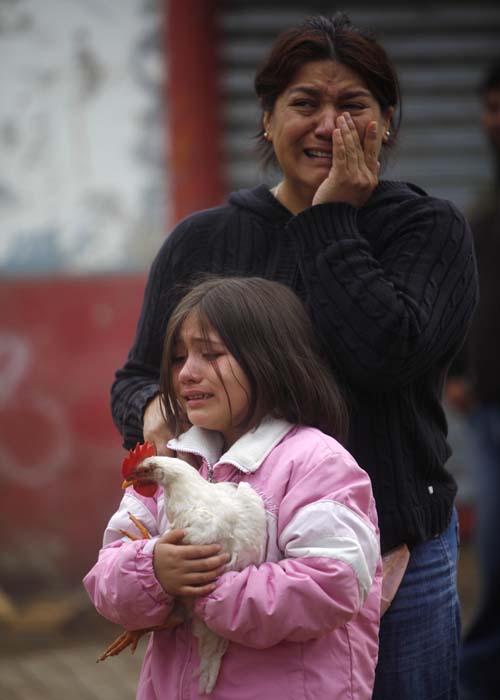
[122,469,156,491]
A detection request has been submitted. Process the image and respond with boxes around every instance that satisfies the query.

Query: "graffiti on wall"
[0,276,145,588]
[0,332,71,486]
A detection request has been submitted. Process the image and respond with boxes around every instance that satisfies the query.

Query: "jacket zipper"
[172,446,216,482]
[185,449,215,482]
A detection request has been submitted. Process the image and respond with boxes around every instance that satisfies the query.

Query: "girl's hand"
[143,395,176,456]
[153,529,230,597]
[312,113,380,208]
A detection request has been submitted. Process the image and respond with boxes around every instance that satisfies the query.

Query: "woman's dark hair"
[160,276,348,442]
[254,13,401,167]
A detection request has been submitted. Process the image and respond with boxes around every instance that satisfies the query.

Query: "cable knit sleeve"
[110,217,204,449]
[288,194,478,390]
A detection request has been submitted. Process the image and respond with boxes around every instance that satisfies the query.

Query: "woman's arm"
[111,218,201,449]
[111,244,175,449]
[289,195,478,389]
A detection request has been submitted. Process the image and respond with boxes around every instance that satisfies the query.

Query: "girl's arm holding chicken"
[84,493,229,632]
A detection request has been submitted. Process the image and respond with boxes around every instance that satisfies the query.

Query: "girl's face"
[171,312,252,449]
[263,59,393,212]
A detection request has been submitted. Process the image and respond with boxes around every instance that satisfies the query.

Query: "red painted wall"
[0,276,146,591]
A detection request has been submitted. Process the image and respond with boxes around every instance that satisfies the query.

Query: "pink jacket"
[84,419,382,700]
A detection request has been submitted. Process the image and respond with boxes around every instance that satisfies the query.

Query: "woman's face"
[263,60,393,210]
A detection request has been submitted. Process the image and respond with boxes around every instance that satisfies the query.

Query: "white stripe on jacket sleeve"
[278,499,380,602]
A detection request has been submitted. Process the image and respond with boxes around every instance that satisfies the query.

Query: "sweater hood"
[228,185,294,223]
[228,181,428,221]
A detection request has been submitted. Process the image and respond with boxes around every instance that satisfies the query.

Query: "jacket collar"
[168,417,294,474]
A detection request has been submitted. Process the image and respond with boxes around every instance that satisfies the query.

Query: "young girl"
[84,276,382,700]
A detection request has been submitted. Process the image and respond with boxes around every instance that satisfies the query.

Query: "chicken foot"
[97,602,186,662]
[119,511,151,540]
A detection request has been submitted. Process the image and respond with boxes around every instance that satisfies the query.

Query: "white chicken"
[121,454,267,696]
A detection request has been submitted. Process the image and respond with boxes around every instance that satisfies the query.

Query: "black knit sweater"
[111,181,478,553]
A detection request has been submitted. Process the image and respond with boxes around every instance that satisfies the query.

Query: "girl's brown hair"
[160,276,348,442]
[255,13,401,167]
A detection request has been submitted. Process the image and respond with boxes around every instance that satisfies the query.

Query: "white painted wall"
[0,0,168,274]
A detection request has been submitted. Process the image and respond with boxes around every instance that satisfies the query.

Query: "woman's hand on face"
[153,529,230,598]
[143,394,176,456]
[312,112,380,208]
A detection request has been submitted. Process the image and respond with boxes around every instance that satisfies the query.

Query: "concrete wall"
[0,0,167,274]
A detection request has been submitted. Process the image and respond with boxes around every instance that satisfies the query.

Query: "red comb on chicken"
[121,442,157,496]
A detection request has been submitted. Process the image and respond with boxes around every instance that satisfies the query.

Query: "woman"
[112,14,478,699]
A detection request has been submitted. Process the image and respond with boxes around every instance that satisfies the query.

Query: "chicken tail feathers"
[192,618,229,695]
